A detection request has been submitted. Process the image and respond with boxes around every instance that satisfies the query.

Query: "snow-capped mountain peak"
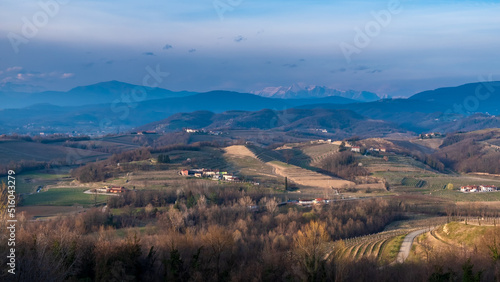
[251,85,380,102]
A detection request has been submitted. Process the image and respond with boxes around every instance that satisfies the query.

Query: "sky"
[1,0,500,97]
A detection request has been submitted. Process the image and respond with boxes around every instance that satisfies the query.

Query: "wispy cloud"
[283,63,298,68]
[354,65,369,71]
[163,44,173,50]
[234,35,246,43]
[331,68,347,73]
[142,52,155,56]
[188,49,196,53]
[6,66,23,72]
[61,73,75,79]
[0,69,75,85]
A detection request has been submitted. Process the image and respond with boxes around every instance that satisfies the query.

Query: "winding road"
[395,227,434,263]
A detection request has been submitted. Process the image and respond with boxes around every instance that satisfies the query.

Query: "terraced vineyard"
[337,229,413,262]
[300,143,339,166]
[248,145,315,170]
[247,145,287,163]
[401,177,427,188]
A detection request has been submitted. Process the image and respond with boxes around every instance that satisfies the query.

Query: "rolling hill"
[137,108,406,138]
[0,91,359,134]
[409,81,500,115]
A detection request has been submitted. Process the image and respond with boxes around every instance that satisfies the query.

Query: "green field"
[379,234,406,263]
[12,169,72,194]
[372,166,500,201]
[21,188,109,207]
[430,190,500,201]
[401,177,427,188]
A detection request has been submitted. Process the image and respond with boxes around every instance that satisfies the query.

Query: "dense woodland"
[319,152,368,181]
[434,131,500,174]
[2,190,500,281]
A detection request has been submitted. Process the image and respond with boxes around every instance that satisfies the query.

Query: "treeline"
[414,153,446,172]
[106,182,259,209]
[0,160,67,177]
[0,134,91,144]
[319,151,368,180]
[150,143,202,154]
[62,141,127,154]
[152,141,230,153]
[71,148,152,182]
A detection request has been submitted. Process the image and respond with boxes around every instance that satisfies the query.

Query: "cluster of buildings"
[460,185,498,193]
[184,128,223,135]
[96,186,128,194]
[310,139,334,144]
[180,169,239,181]
[296,198,332,206]
[369,147,386,152]
[351,146,386,153]
[419,132,444,139]
[132,131,157,135]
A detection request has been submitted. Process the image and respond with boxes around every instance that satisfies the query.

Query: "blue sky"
[1,0,499,97]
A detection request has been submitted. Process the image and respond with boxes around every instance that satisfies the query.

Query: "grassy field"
[372,165,500,201]
[379,234,406,263]
[409,221,498,262]
[14,169,72,194]
[438,222,490,246]
[430,190,500,201]
[21,188,109,207]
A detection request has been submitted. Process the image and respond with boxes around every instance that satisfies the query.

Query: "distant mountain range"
[0,90,358,134]
[1,80,499,136]
[0,81,382,109]
[0,81,197,109]
[251,84,381,102]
